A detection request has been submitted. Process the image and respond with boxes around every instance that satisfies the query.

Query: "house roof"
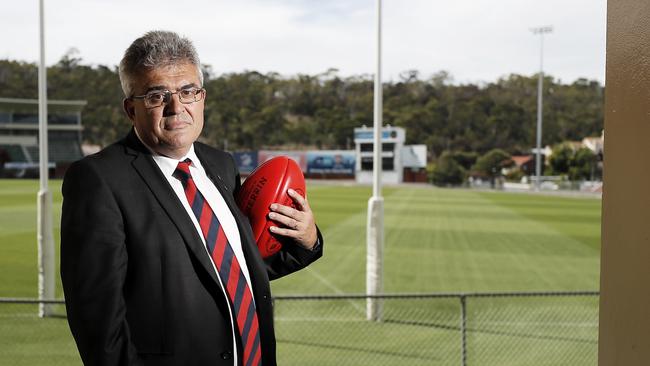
[511,155,533,167]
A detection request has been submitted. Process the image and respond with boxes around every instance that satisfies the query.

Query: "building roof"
[0,97,87,113]
[511,155,534,167]
[401,145,427,168]
[582,136,604,153]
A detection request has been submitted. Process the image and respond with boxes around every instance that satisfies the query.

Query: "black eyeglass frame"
[130,87,205,108]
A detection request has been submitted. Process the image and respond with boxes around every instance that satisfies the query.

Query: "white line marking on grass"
[0,313,41,318]
[305,267,366,314]
[299,205,370,315]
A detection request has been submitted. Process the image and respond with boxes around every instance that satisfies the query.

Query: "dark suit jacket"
[60,130,322,366]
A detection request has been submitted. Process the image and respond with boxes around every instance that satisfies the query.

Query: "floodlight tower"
[530,26,552,191]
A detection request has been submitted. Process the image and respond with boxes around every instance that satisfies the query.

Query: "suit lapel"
[195,147,238,215]
[124,131,221,287]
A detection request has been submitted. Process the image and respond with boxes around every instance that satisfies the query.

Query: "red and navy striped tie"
[174,159,261,366]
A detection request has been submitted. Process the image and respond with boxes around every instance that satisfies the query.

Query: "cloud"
[0,0,606,83]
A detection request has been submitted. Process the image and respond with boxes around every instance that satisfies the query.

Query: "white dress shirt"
[150,146,255,289]
[141,139,252,366]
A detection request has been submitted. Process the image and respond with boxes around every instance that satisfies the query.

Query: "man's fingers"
[268,211,300,230]
[269,225,299,238]
[287,189,310,211]
[270,203,299,218]
[268,188,318,248]
[269,189,311,216]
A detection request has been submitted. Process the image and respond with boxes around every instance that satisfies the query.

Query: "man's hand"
[268,189,317,250]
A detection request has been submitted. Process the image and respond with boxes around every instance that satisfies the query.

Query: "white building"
[354,126,427,184]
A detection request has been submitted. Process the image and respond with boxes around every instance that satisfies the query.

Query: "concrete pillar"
[599,1,650,364]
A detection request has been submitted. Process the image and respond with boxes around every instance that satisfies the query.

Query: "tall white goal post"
[38,0,55,317]
[366,0,384,322]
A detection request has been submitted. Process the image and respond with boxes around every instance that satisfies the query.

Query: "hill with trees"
[0,54,603,180]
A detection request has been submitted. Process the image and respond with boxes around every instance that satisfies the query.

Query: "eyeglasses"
[131,87,205,108]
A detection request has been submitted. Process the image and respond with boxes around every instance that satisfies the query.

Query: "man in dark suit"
[60,30,322,366]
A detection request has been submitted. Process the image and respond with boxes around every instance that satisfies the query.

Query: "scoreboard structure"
[353,126,405,185]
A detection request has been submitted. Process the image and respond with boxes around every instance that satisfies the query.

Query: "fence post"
[460,294,467,366]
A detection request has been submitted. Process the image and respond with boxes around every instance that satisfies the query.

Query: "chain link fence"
[0,291,598,365]
[273,291,599,366]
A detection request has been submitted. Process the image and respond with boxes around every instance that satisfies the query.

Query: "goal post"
[37,190,55,317]
[366,0,384,322]
[37,0,55,317]
[366,196,384,321]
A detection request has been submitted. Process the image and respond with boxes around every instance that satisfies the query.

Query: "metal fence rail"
[273,291,599,366]
[0,291,599,366]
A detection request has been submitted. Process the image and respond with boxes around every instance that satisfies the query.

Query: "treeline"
[0,53,603,159]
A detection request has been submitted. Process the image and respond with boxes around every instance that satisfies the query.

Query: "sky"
[1,0,606,84]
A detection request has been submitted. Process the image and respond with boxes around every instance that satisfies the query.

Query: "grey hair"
[118,30,203,97]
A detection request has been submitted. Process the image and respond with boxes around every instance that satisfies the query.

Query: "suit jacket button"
[221,351,233,360]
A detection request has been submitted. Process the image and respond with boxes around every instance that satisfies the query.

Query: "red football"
[236,156,306,258]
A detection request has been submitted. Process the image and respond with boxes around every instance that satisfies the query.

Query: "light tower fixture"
[530,25,553,191]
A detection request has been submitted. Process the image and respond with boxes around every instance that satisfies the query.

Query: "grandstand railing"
[0,291,600,366]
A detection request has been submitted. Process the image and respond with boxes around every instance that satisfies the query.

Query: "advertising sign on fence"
[306,151,355,177]
[233,150,356,179]
[232,151,258,174]
[258,151,308,172]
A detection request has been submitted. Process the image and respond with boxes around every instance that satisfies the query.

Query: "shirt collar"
[133,127,203,177]
[150,145,203,178]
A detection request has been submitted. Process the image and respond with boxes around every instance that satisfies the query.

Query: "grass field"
[271,183,601,365]
[272,184,601,294]
[0,179,602,365]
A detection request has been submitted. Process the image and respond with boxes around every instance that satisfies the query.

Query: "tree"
[549,143,575,175]
[432,151,466,186]
[569,147,598,181]
[448,151,478,171]
[0,60,38,98]
[549,143,600,181]
[0,55,604,153]
[472,149,512,187]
